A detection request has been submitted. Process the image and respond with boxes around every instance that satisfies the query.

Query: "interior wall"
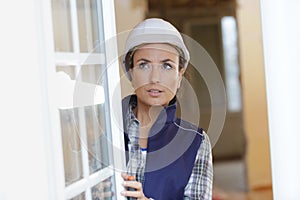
[114,0,148,97]
[236,0,272,190]
[114,0,147,33]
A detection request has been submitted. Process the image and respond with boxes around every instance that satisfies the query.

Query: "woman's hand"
[121,173,150,200]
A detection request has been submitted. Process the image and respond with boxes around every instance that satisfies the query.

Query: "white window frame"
[39,0,125,199]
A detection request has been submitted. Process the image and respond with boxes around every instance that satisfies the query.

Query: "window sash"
[64,165,114,199]
[44,0,126,199]
[55,52,105,66]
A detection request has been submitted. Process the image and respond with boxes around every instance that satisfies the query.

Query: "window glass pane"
[221,16,242,112]
[69,192,85,200]
[79,65,104,84]
[52,0,73,52]
[57,65,77,80]
[85,104,112,174]
[77,0,102,53]
[60,108,83,186]
[58,63,112,179]
[92,177,114,200]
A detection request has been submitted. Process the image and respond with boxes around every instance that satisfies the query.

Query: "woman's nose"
[149,65,161,83]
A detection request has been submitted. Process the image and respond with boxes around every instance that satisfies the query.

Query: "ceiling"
[147,0,237,19]
[148,0,236,9]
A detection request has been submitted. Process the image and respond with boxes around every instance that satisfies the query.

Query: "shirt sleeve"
[184,132,213,200]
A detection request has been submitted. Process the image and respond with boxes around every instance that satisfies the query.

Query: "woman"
[120,18,213,200]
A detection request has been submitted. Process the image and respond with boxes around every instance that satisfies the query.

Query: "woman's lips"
[147,89,162,97]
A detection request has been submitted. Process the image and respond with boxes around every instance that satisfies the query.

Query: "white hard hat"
[122,18,190,77]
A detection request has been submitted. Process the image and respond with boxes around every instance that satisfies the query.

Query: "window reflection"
[91,177,113,200]
[60,108,83,186]
[70,192,85,200]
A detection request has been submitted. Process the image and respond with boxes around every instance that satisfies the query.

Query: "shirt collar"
[124,95,177,133]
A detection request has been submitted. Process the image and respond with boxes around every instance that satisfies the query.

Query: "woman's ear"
[128,68,133,81]
[129,69,135,87]
[177,68,185,89]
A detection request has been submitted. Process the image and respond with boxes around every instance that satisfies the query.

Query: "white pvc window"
[50,0,125,199]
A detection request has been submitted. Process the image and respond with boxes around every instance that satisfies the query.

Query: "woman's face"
[130,43,185,107]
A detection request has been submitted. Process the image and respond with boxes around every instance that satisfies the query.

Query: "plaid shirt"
[125,101,213,200]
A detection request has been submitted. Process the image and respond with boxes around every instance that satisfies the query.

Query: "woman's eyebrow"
[161,59,176,63]
[136,58,176,63]
[136,58,151,63]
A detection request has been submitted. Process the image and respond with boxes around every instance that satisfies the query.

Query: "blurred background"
[114,0,272,199]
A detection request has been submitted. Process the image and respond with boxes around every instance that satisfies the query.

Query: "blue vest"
[122,95,203,200]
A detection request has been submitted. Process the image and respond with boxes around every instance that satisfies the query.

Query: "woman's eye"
[138,62,149,69]
[162,63,172,70]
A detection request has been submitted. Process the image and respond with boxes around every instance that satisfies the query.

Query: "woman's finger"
[123,180,142,190]
[121,190,144,198]
[121,172,135,181]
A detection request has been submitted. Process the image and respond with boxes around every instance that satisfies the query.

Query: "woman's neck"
[134,103,163,127]
[134,100,163,148]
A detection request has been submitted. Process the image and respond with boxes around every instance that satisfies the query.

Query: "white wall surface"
[261,1,300,199]
[0,0,51,199]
